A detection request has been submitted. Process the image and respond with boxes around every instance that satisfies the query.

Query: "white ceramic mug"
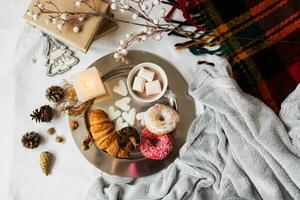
[127,62,168,104]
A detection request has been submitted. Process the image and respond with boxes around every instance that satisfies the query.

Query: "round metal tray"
[69,50,195,177]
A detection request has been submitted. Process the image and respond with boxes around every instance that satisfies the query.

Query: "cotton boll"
[119,40,125,45]
[132,13,138,20]
[153,18,159,25]
[73,26,80,33]
[114,52,120,59]
[125,34,130,39]
[75,1,81,8]
[78,16,85,21]
[121,49,128,55]
[117,47,123,52]
[141,4,148,11]
[60,13,68,20]
[155,34,162,41]
[111,3,117,10]
[153,0,160,5]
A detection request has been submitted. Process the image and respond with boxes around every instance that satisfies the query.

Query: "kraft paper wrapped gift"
[23,0,115,52]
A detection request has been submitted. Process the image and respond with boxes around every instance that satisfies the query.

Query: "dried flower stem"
[27,0,300,62]
[33,0,188,33]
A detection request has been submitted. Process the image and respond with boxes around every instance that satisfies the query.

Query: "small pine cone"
[40,151,53,176]
[40,105,53,122]
[30,105,53,123]
[21,132,41,149]
[30,108,41,122]
[46,86,64,103]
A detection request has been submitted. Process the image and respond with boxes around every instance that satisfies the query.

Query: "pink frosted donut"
[139,129,173,160]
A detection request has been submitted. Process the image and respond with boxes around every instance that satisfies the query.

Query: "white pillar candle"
[70,67,106,102]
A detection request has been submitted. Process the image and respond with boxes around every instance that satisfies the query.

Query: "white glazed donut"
[144,104,180,135]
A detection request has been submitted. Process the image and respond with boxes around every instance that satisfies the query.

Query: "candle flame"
[84,80,92,87]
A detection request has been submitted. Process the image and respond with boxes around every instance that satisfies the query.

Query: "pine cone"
[30,105,53,123]
[21,132,41,149]
[40,151,53,176]
[46,86,64,103]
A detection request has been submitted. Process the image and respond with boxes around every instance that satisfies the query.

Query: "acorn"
[69,120,79,130]
[55,136,64,143]
[47,127,55,135]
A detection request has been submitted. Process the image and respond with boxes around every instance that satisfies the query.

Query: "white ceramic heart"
[108,106,121,120]
[136,111,146,126]
[115,97,131,111]
[115,117,129,131]
[122,108,136,126]
[113,80,128,96]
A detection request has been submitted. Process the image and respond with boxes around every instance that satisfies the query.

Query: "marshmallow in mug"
[132,77,146,93]
[132,68,162,96]
[145,80,162,96]
[138,68,155,82]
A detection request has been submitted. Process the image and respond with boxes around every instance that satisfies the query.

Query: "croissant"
[88,109,133,158]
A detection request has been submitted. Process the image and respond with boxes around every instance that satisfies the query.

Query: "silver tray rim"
[69,50,195,177]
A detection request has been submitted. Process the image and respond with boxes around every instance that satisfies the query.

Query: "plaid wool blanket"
[166,0,300,112]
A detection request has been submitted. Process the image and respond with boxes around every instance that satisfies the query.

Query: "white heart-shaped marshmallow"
[108,106,121,120]
[136,112,145,120]
[113,80,128,96]
[115,117,129,131]
[136,112,146,126]
[122,108,136,126]
[115,97,131,111]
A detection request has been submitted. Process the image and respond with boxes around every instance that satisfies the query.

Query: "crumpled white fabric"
[0,2,204,199]
[86,58,300,200]
[279,85,300,149]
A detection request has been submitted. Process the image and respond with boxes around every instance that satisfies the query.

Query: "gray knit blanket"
[85,58,300,200]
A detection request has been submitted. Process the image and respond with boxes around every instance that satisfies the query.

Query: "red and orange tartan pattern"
[168,0,300,112]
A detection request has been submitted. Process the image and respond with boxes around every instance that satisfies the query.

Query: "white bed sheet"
[0,1,218,199]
